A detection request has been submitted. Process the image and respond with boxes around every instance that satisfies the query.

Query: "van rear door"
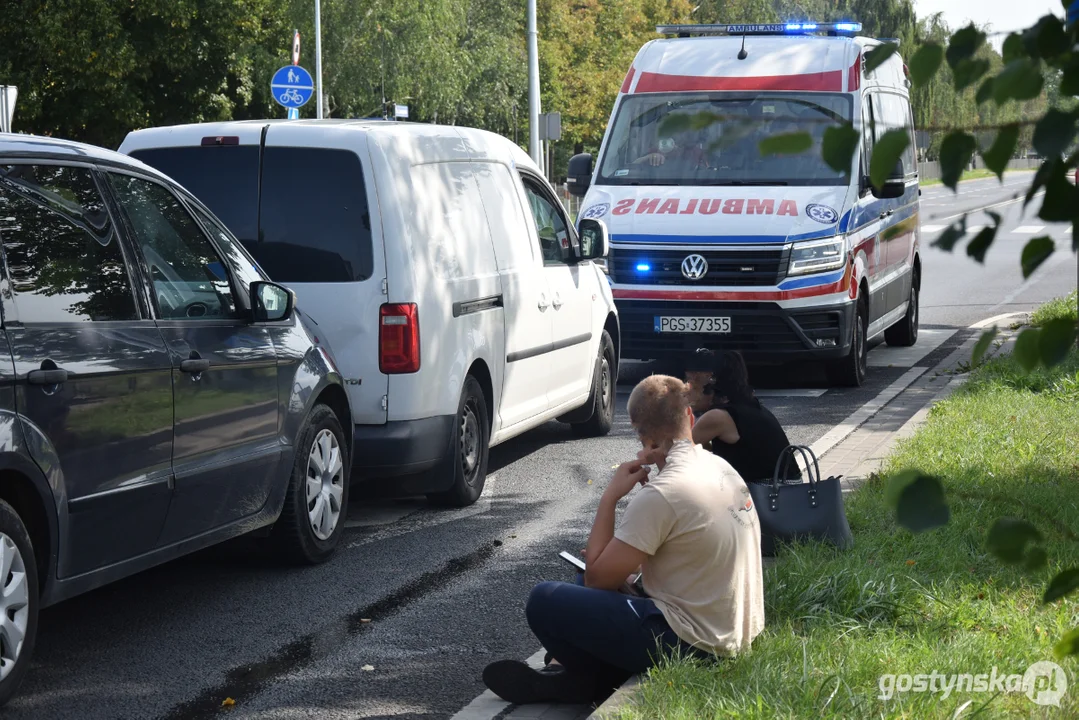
[258,123,388,425]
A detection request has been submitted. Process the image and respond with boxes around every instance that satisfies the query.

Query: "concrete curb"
[586,320,1025,719]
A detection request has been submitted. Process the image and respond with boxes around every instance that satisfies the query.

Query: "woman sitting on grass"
[686,349,801,484]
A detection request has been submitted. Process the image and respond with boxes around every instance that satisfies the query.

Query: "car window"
[258,146,374,283]
[520,177,572,266]
[188,201,265,295]
[0,164,138,323]
[108,173,240,320]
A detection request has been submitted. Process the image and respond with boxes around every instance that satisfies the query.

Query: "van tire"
[571,330,616,437]
[270,404,350,565]
[0,499,38,708]
[885,282,919,347]
[428,376,489,508]
[827,298,868,387]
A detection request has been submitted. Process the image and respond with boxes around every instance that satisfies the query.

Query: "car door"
[471,160,552,429]
[105,170,282,544]
[0,162,173,578]
[517,174,593,410]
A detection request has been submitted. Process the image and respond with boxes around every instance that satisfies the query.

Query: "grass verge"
[615,348,1079,718]
[920,169,998,186]
[1031,290,1078,328]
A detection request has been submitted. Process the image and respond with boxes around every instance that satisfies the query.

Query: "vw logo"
[681,254,708,281]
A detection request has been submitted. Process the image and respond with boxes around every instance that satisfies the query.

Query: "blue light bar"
[656,22,862,36]
[636,263,651,272]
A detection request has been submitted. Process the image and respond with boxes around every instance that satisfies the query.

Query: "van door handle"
[537,294,550,311]
[27,368,68,385]
[552,293,563,310]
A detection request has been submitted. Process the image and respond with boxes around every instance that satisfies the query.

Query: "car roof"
[0,132,177,181]
[121,120,542,174]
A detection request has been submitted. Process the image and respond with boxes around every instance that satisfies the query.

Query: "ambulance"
[567,22,920,386]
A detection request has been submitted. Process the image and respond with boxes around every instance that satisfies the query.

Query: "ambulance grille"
[609,246,789,286]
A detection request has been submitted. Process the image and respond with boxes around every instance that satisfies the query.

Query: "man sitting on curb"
[482,375,765,705]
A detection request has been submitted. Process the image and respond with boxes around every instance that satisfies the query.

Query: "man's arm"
[692,408,739,446]
[584,462,650,590]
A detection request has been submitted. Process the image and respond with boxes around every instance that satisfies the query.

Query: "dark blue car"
[0,134,353,705]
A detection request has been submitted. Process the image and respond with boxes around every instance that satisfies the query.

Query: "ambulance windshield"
[597,92,852,187]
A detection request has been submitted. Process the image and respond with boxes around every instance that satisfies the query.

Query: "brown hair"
[627,375,691,441]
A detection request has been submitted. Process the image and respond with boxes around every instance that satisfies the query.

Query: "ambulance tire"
[827,297,867,388]
[885,281,919,347]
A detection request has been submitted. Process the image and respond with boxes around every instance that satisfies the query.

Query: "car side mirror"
[871,160,906,200]
[578,218,609,261]
[567,153,593,198]
[251,281,294,322]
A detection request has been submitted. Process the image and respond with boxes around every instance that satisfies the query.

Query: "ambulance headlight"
[788,237,847,276]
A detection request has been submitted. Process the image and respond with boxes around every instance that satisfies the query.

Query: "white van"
[120,121,618,506]
[568,22,920,386]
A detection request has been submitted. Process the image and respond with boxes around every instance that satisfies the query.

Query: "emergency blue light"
[636,263,651,272]
[657,22,862,36]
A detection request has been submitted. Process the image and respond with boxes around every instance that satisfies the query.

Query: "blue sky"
[913,0,1062,38]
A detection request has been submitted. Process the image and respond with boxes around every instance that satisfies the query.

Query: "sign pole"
[527,0,541,167]
[288,30,301,120]
[315,0,324,119]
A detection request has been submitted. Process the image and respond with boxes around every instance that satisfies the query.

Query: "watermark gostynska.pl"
[878,661,1067,707]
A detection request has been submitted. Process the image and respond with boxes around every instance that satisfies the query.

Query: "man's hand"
[604,461,649,502]
[637,446,668,472]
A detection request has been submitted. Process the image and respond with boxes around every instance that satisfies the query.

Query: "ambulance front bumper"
[613,297,855,363]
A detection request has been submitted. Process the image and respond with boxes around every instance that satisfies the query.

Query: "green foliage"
[869,129,908,188]
[980,124,1019,179]
[908,43,943,86]
[821,123,859,172]
[758,131,812,156]
[970,327,997,368]
[1021,236,1056,278]
[886,470,949,532]
[938,131,977,189]
[863,42,898,73]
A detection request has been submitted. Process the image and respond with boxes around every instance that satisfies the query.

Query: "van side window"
[860,96,876,186]
[108,173,241,320]
[258,147,373,284]
[0,164,139,323]
[519,177,572,266]
[873,93,917,177]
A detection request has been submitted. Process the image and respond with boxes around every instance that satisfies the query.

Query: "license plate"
[654,316,732,333]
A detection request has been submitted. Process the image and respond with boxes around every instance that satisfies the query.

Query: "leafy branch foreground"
[616,347,1079,719]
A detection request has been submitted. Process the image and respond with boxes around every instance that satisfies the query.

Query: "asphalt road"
[5,172,1076,720]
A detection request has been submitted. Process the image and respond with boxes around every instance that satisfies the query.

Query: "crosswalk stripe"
[921,224,945,232]
[1011,225,1045,234]
[966,225,985,234]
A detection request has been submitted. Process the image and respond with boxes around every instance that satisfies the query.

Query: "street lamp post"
[527,0,542,170]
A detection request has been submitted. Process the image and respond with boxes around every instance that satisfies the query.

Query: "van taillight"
[379,304,420,374]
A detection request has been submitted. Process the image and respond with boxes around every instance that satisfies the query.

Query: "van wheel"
[0,500,38,708]
[270,404,350,565]
[827,298,867,387]
[885,282,919,347]
[572,330,615,437]
[428,376,489,508]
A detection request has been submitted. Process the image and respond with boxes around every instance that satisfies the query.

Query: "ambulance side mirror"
[871,161,906,200]
[568,153,593,197]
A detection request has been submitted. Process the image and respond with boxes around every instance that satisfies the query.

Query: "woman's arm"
[692,408,740,446]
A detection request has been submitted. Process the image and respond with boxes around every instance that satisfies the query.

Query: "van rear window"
[131,145,374,284]
[258,147,373,283]
[130,146,260,245]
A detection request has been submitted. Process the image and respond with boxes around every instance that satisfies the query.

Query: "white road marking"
[971,312,1026,329]
[965,225,985,234]
[921,224,945,232]
[1011,225,1045,234]
[449,650,547,720]
[755,388,829,398]
[867,328,956,367]
[935,190,1044,223]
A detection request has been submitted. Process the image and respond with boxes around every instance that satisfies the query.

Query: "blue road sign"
[271,65,314,109]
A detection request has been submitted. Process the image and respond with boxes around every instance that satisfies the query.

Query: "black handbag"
[747,445,853,556]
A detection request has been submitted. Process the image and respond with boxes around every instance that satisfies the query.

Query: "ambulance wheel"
[827,297,867,388]
[885,280,919,347]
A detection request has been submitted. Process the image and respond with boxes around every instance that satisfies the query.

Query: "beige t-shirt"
[614,440,764,655]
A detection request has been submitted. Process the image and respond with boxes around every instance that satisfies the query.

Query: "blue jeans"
[525,579,710,686]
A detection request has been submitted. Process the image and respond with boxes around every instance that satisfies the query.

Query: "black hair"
[711,350,758,408]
